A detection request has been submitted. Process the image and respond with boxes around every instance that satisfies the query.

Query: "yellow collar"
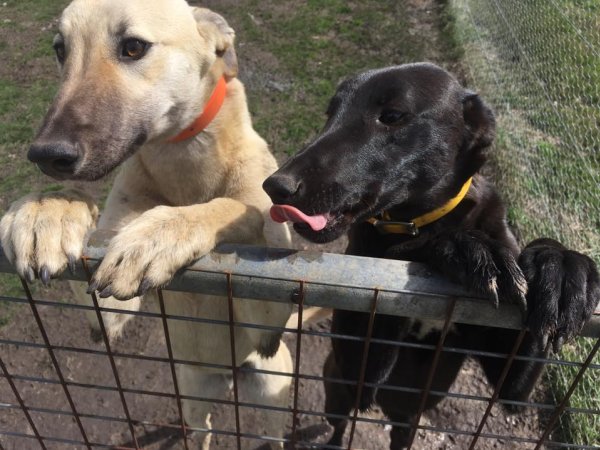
[367,177,473,236]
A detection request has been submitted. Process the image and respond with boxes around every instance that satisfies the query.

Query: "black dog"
[263,63,599,449]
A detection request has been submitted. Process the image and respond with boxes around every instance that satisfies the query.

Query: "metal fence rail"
[0,230,599,449]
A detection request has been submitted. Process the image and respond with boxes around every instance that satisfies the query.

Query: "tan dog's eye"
[54,43,66,64]
[121,38,150,60]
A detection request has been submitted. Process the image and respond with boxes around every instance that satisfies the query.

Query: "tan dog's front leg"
[0,189,98,282]
[88,198,264,300]
[69,281,142,342]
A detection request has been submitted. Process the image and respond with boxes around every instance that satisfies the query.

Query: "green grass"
[0,275,24,326]
[217,0,428,156]
[550,338,600,446]
[448,0,600,445]
[449,0,599,250]
[0,0,67,306]
[0,0,64,207]
[0,80,58,145]
[2,0,67,22]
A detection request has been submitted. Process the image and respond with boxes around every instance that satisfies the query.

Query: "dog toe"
[495,257,528,316]
[141,263,174,291]
[426,230,531,312]
[96,267,145,301]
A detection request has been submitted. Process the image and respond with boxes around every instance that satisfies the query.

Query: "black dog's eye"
[54,42,66,64]
[121,38,150,60]
[378,109,408,126]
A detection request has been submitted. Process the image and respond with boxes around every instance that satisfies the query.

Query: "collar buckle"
[371,219,419,236]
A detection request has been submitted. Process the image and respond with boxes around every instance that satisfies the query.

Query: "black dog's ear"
[460,91,496,172]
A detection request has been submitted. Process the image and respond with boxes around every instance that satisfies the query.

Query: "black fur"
[263,63,599,449]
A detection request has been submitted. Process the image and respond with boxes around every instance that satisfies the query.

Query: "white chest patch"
[408,319,457,340]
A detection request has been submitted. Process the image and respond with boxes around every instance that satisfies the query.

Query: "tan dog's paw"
[0,189,98,284]
[88,206,213,300]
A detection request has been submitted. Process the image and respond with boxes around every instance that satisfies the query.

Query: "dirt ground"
[0,288,548,450]
[0,0,553,449]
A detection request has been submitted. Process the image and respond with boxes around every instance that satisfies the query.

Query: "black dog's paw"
[425,230,527,312]
[519,238,599,352]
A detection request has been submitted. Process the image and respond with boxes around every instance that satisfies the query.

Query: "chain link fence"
[447,0,600,445]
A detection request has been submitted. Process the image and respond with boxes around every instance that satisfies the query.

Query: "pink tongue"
[270,205,329,231]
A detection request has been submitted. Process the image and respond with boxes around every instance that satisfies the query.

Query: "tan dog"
[0,0,293,447]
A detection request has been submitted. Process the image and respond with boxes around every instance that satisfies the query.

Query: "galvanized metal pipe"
[0,230,598,337]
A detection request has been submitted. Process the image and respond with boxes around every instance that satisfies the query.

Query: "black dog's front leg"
[413,230,528,311]
[519,238,599,352]
[467,238,599,407]
[330,310,409,411]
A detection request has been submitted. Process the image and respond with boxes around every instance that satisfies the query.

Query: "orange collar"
[168,76,227,143]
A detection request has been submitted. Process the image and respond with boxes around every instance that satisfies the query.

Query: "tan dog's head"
[28,0,237,180]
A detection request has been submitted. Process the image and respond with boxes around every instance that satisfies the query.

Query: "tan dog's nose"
[28,141,80,179]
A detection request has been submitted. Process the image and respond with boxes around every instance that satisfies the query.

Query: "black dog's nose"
[263,173,302,204]
[28,141,80,177]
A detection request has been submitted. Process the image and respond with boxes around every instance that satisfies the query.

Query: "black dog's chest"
[407,318,450,340]
[346,222,431,261]
[344,225,454,342]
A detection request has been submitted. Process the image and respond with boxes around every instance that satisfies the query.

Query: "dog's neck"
[348,175,519,260]
[132,79,254,206]
[367,177,473,236]
[368,177,473,236]
[168,76,228,143]
[348,176,480,257]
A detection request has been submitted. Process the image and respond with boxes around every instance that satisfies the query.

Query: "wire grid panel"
[0,237,599,450]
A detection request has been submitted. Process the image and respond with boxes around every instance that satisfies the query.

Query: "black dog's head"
[263,63,496,243]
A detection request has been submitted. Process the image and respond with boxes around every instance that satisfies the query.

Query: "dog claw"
[68,255,77,275]
[136,278,152,297]
[553,335,565,354]
[90,328,104,343]
[99,286,113,298]
[87,281,99,294]
[516,293,528,318]
[39,266,51,286]
[490,288,499,309]
[25,267,36,284]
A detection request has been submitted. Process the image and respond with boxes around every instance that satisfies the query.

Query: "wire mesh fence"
[0,231,599,449]
[447,0,600,445]
[448,0,599,258]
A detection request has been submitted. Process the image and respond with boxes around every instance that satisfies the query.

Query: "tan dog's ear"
[192,8,238,80]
